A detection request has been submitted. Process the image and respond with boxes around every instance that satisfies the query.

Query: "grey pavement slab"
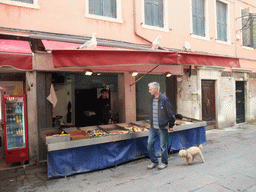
[216,173,256,191]
[247,184,256,192]
[1,124,256,192]
[195,184,233,192]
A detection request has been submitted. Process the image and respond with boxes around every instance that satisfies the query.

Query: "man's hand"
[169,128,174,132]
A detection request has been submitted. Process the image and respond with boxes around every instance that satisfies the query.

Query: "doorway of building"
[236,81,245,123]
[201,80,216,129]
[166,76,177,114]
[75,88,98,127]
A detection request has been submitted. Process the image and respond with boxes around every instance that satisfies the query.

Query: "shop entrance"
[75,89,98,127]
[201,80,216,129]
[236,81,245,123]
[166,76,177,114]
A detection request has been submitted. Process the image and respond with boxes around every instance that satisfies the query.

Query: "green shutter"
[11,0,33,3]
[251,13,256,48]
[154,0,163,27]
[145,0,163,28]
[192,0,197,34]
[98,0,103,16]
[145,0,153,26]
[111,0,117,18]
[103,0,116,18]
[104,0,112,17]
[89,0,103,16]
[89,0,116,18]
[198,0,205,36]
[217,1,227,41]
[192,0,205,36]
[242,8,251,47]
[89,0,95,14]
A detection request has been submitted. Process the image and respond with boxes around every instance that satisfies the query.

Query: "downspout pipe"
[133,0,166,51]
[133,0,152,44]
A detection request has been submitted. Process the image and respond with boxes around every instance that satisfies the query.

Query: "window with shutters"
[241,8,256,48]
[215,0,231,44]
[86,0,122,23]
[190,0,209,40]
[11,0,33,3]
[142,0,169,32]
[216,1,227,42]
[192,0,205,37]
[0,0,38,8]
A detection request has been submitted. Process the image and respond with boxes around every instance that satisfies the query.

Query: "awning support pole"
[129,64,160,87]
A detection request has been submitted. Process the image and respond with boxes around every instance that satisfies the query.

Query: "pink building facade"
[1,0,256,163]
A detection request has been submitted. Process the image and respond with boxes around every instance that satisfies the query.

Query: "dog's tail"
[199,144,203,149]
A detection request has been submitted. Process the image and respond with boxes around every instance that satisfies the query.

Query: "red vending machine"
[3,95,28,164]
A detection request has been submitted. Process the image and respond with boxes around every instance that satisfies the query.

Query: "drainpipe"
[133,0,169,51]
[133,0,153,44]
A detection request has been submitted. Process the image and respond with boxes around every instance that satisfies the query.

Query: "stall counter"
[43,120,207,178]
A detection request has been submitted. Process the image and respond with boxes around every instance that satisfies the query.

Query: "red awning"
[52,49,240,74]
[52,49,179,69]
[0,39,33,70]
[0,52,33,70]
[0,39,32,54]
[178,52,240,68]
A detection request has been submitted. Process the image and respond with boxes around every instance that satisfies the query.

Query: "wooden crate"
[66,130,90,140]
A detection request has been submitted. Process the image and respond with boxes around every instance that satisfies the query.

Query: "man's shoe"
[147,163,158,169]
[158,163,167,170]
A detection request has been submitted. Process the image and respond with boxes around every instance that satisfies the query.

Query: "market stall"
[42,118,206,178]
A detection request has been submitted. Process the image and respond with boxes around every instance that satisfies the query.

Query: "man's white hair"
[148,82,160,91]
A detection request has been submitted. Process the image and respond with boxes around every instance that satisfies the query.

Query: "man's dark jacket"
[149,92,175,129]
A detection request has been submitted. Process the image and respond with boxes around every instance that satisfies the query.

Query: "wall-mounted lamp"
[165,72,172,77]
[85,70,93,76]
[130,71,138,77]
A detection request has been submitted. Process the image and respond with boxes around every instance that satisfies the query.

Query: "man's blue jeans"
[147,127,169,165]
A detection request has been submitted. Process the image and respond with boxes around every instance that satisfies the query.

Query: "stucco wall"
[218,76,236,128]
[2,0,256,60]
[177,72,199,120]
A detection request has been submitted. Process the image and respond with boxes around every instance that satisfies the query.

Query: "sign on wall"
[0,81,23,95]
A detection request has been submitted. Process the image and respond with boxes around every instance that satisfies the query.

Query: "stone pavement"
[0,123,256,192]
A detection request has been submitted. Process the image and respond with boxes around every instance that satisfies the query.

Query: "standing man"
[96,88,111,125]
[147,82,175,170]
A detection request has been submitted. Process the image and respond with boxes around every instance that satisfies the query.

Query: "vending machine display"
[3,95,28,164]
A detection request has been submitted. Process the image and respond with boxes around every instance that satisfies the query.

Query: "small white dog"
[178,144,205,165]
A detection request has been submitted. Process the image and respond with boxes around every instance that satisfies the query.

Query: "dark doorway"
[166,76,177,114]
[201,80,216,129]
[75,89,98,127]
[236,81,245,123]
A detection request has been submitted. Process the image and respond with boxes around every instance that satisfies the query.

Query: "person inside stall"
[96,89,111,125]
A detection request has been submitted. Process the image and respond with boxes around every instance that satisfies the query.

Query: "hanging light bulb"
[130,71,138,77]
[165,72,172,77]
[85,70,93,76]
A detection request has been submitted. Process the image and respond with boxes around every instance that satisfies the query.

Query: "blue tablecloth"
[48,126,206,178]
